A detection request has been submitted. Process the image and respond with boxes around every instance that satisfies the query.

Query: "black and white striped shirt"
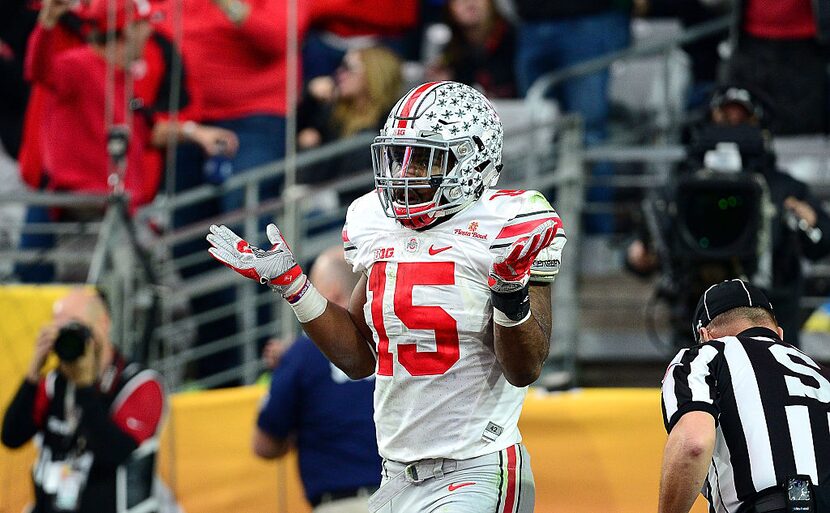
[661,327,830,513]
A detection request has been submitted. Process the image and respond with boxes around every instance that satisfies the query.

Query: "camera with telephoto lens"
[644,124,775,349]
[54,322,92,362]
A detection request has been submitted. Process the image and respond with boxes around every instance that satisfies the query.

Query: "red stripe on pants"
[502,445,517,513]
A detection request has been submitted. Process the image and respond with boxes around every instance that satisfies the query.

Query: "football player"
[207,81,565,512]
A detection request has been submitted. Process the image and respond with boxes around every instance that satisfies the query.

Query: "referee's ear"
[699,327,712,342]
[776,326,784,340]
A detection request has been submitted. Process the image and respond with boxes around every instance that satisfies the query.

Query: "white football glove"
[206,223,305,297]
[488,220,558,294]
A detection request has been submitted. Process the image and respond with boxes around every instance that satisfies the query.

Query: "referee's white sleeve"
[661,342,723,432]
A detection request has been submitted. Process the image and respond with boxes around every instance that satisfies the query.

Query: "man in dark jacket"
[2,288,165,513]
[626,86,830,347]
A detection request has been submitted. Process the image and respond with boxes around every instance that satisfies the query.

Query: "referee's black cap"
[692,279,775,341]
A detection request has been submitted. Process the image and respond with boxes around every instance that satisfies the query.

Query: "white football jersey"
[343,189,565,462]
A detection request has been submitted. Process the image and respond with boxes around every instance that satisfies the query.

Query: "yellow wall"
[0,285,707,513]
[0,285,75,513]
[157,387,309,513]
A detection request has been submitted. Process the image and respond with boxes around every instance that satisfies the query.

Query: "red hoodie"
[312,0,419,38]
[18,21,86,189]
[25,25,183,210]
[159,0,311,121]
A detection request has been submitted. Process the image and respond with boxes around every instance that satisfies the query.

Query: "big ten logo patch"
[374,247,395,260]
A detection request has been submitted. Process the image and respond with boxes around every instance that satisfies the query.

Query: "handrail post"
[549,115,585,387]
[240,182,260,384]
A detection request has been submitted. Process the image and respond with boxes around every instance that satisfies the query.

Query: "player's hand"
[489,220,558,294]
[206,224,306,297]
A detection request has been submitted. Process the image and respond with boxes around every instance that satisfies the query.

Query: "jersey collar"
[737,326,781,341]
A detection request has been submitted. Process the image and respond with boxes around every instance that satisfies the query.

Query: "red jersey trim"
[496,216,562,240]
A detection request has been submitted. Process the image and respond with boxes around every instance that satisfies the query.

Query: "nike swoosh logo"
[428,245,452,255]
[448,482,476,491]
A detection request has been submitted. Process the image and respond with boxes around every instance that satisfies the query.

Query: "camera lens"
[54,322,91,362]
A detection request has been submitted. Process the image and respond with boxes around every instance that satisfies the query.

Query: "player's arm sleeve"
[256,344,302,439]
[1,379,47,448]
[511,191,566,283]
[76,371,165,466]
[661,343,723,433]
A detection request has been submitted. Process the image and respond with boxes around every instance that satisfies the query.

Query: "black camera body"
[673,169,769,265]
[645,124,776,348]
[54,322,92,362]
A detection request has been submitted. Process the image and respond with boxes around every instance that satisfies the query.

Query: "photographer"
[1,288,165,513]
[626,85,830,347]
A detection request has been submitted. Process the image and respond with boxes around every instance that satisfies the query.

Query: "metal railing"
[143,99,566,390]
[0,191,158,362]
[5,14,781,390]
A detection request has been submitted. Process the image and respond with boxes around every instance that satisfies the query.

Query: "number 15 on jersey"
[368,261,461,377]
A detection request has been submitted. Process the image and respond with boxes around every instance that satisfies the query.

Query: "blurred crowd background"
[2,0,830,391]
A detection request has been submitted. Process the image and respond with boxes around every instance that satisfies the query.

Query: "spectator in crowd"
[301,0,418,81]
[2,287,166,513]
[727,0,828,135]
[626,85,830,347]
[29,0,236,211]
[157,0,317,384]
[254,246,380,513]
[162,0,316,212]
[297,45,403,181]
[16,1,88,192]
[425,0,517,98]
[513,0,631,234]
[15,0,237,284]
[660,279,830,513]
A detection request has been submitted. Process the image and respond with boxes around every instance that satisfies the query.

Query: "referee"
[659,279,830,513]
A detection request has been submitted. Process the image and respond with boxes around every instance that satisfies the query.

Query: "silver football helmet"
[371,81,503,229]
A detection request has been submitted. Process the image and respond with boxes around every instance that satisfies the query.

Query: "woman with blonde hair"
[298,45,403,153]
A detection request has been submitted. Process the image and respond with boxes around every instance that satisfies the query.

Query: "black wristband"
[491,284,531,323]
